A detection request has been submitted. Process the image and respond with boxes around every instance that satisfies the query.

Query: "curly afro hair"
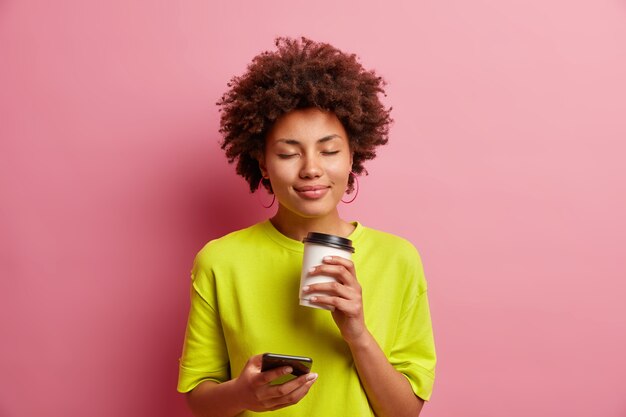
[217,36,392,193]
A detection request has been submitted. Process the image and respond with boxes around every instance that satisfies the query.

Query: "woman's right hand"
[234,354,318,412]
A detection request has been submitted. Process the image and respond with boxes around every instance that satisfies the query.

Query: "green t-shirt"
[178,220,436,416]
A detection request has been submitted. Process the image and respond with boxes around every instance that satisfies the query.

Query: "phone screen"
[261,353,313,385]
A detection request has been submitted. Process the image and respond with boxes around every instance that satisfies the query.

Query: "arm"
[186,379,243,417]
[346,331,424,417]
[180,262,318,417]
[304,257,425,417]
[185,354,318,417]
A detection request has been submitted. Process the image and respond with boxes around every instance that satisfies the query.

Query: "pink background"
[1,1,625,416]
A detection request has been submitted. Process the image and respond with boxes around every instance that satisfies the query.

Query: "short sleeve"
[177,254,230,393]
[388,254,437,401]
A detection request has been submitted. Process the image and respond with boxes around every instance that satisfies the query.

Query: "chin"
[294,207,335,219]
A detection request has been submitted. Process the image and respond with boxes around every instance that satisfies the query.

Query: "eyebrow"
[276,134,342,145]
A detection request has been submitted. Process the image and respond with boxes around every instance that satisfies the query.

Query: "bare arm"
[186,379,244,417]
[185,354,317,417]
[347,331,424,417]
[304,257,424,417]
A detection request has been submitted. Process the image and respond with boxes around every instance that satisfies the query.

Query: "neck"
[270,206,355,241]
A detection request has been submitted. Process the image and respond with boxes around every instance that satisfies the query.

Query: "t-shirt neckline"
[260,219,364,252]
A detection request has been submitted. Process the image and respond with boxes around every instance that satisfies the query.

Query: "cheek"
[266,161,296,186]
[329,157,352,179]
[327,171,350,192]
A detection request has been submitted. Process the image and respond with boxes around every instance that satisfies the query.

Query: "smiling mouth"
[294,186,330,199]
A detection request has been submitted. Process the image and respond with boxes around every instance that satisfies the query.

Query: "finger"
[264,373,318,406]
[309,294,361,315]
[248,354,263,370]
[309,264,355,286]
[321,256,356,274]
[255,366,294,387]
[265,372,318,399]
[303,281,353,299]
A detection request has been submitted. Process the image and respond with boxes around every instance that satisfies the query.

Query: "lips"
[294,185,330,199]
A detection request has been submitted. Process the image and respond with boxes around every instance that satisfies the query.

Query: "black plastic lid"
[302,232,355,253]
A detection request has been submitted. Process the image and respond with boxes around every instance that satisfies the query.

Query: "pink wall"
[1,1,625,416]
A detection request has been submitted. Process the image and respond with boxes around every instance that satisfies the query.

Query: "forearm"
[348,331,424,417]
[186,379,245,417]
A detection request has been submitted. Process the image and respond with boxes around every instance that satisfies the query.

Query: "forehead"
[266,108,347,143]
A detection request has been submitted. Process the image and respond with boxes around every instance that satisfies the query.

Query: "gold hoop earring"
[256,180,275,208]
[341,172,359,204]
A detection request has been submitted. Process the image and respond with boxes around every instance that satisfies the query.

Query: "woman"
[178,37,436,417]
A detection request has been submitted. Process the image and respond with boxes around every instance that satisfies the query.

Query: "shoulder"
[358,225,422,261]
[194,222,268,268]
[356,224,427,292]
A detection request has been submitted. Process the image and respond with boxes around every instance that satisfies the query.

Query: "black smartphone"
[261,353,313,385]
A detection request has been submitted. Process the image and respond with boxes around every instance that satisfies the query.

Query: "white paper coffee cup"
[300,232,355,310]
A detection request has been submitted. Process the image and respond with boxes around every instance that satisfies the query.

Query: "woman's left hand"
[302,256,367,345]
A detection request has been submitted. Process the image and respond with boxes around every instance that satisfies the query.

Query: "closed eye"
[321,150,339,155]
[278,153,298,159]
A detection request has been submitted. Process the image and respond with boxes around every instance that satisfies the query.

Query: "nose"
[299,153,322,179]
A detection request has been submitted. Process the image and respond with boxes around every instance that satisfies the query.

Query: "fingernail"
[284,367,293,374]
[308,267,315,273]
[323,256,332,261]
[302,285,309,292]
[306,373,318,381]
[310,296,317,302]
